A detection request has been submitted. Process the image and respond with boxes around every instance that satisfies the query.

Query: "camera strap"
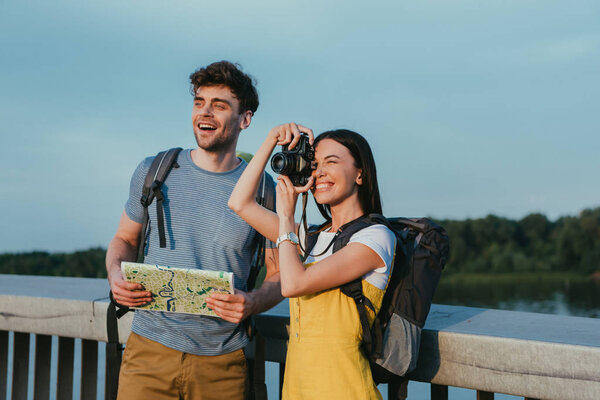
[297,192,339,261]
[298,192,309,255]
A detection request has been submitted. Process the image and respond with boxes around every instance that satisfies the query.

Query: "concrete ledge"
[414,330,600,399]
[1,274,599,399]
[411,305,600,399]
[0,275,132,342]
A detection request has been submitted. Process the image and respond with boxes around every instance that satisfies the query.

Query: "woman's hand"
[268,122,314,149]
[276,175,314,218]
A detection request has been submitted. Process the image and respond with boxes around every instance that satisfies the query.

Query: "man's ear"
[239,110,253,130]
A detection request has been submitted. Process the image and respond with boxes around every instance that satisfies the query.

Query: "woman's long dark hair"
[312,129,382,221]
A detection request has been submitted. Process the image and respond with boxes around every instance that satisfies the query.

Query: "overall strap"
[301,214,384,353]
[334,214,387,354]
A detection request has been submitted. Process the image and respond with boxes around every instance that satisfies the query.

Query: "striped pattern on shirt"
[124,149,274,356]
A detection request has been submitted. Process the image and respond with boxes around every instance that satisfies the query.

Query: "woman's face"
[312,139,362,207]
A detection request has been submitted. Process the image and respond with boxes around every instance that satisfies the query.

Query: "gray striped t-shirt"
[125,149,274,356]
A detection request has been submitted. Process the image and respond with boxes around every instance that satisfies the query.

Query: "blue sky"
[1,0,599,252]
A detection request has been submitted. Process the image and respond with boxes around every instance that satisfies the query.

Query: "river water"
[434,278,600,318]
[6,279,599,399]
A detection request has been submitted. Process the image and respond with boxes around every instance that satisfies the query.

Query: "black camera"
[270,134,315,186]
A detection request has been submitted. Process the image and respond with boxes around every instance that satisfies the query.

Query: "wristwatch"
[276,232,299,247]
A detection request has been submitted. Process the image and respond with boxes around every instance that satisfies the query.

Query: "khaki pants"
[117,332,248,400]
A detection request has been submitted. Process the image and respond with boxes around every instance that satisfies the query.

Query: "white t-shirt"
[302,224,396,290]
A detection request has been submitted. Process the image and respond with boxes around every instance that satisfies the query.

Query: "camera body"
[270,134,315,186]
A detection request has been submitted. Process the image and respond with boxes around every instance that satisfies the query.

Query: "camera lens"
[271,153,290,174]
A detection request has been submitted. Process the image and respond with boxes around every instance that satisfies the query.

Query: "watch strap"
[276,232,299,247]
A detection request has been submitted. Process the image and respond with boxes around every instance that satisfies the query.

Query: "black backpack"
[106,148,274,400]
[304,213,450,385]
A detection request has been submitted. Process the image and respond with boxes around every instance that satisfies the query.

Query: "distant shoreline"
[440,271,598,285]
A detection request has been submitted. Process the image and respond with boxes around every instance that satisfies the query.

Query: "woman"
[228,123,395,399]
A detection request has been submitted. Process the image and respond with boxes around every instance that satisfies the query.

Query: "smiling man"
[105,61,281,400]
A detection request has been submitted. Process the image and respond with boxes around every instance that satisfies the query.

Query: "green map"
[121,262,234,317]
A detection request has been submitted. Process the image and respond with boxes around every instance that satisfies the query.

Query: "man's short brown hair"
[189,61,259,115]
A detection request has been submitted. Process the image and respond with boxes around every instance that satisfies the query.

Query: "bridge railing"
[1,274,599,400]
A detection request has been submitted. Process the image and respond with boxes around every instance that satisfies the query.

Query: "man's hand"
[206,289,257,324]
[109,271,153,307]
[106,211,150,307]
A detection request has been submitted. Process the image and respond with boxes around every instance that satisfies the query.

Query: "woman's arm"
[279,240,384,297]
[276,177,387,298]
[228,122,314,242]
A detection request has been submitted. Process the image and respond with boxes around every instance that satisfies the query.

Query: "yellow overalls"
[282,263,385,400]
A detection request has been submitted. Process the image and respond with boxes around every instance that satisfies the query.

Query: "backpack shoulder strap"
[138,147,183,261]
[105,291,128,400]
[246,172,276,292]
[331,213,387,252]
[140,147,183,208]
[256,171,275,210]
[246,172,277,400]
[107,148,183,391]
[330,214,388,354]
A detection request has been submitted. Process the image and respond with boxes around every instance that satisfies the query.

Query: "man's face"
[192,85,251,153]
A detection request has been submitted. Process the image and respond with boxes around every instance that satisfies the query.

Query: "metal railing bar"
[278,362,284,400]
[388,377,408,400]
[477,390,494,400]
[12,332,30,400]
[56,337,74,400]
[431,383,448,400]
[0,331,8,400]
[81,339,98,400]
[103,341,116,400]
[33,334,51,400]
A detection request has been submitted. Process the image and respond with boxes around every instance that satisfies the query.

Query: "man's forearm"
[248,273,284,315]
[106,236,137,284]
[249,247,284,315]
[105,234,152,306]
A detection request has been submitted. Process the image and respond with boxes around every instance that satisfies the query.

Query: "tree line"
[1,207,599,278]
[438,207,600,275]
[0,247,107,278]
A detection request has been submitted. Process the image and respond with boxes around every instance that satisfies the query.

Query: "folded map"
[121,262,234,317]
